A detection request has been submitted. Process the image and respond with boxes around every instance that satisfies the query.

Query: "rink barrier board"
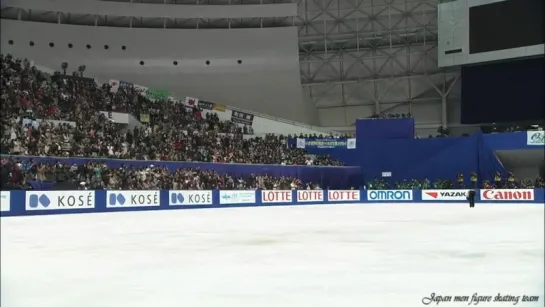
[0,189,544,217]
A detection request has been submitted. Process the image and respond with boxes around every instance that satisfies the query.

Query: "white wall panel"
[317,104,375,127]
[1,20,316,124]
[2,0,297,19]
[318,107,346,127]
[411,100,442,124]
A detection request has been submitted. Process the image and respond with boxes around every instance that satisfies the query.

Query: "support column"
[441,95,447,128]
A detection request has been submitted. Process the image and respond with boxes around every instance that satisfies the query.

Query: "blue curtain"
[358,133,506,185]
[477,132,509,180]
[28,180,56,190]
[356,118,415,140]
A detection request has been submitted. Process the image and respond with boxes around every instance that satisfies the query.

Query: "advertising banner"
[296,190,324,202]
[2,189,543,217]
[480,189,534,201]
[327,190,360,202]
[25,191,95,211]
[219,191,256,204]
[422,190,468,201]
[1,191,10,212]
[296,138,356,149]
[261,190,292,203]
[527,131,544,146]
[169,190,213,206]
[367,190,413,201]
[231,110,254,126]
[106,190,160,208]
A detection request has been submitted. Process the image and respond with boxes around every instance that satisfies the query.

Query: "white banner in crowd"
[296,138,357,150]
[108,79,171,102]
[527,131,544,146]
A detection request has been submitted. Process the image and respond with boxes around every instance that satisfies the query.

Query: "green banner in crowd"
[145,88,169,101]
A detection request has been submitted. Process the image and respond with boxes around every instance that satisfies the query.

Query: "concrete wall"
[1,20,317,124]
[1,0,297,19]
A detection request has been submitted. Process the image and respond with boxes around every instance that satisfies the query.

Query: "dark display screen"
[469,0,544,54]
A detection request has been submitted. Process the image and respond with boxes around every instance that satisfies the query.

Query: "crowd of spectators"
[0,157,320,191]
[1,54,342,165]
[366,176,545,190]
[2,54,542,192]
[1,54,344,190]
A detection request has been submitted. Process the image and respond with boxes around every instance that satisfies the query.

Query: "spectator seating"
[1,54,351,190]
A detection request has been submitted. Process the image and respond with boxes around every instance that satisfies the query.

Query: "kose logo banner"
[481,189,534,201]
[297,190,324,202]
[261,190,292,203]
[327,190,360,202]
[368,190,413,201]
[107,190,160,208]
[25,191,95,211]
[219,191,256,204]
[169,190,213,205]
[422,190,468,201]
[1,191,11,212]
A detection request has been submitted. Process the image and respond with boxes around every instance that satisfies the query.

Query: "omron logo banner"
[25,191,95,211]
[367,190,413,201]
[106,191,160,208]
[169,190,213,205]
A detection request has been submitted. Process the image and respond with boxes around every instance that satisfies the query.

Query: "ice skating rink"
[1,203,544,307]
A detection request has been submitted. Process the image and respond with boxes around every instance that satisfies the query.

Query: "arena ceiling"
[1,0,461,130]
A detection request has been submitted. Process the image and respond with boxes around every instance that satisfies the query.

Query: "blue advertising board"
[1,189,543,217]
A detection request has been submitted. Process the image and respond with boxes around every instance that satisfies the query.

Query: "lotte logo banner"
[297,190,324,202]
[261,190,292,203]
[327,190,360,202]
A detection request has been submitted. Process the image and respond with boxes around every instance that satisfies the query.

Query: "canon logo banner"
[480,189,534,201]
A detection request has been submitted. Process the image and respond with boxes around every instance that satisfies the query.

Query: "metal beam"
[301,71,459,86]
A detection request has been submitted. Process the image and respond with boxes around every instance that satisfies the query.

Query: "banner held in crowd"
[296,138,357,149]
[213,104,226,112]
[140,114,150,123]
[231,110,254,126]
[184,96,220,111]
[145,88,169,101]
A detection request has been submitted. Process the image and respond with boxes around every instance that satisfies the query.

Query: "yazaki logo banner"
[422,190,467,201]
[327,190,360,202]
[25,191,95,211]
[107,190,160,208]
[297,190,324,202]
[261,190,292,203]
[480,189,534,201]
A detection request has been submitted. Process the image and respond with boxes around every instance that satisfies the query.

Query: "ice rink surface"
[1,203,544,307]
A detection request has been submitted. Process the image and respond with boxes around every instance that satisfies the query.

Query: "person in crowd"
[1,54,343,167]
